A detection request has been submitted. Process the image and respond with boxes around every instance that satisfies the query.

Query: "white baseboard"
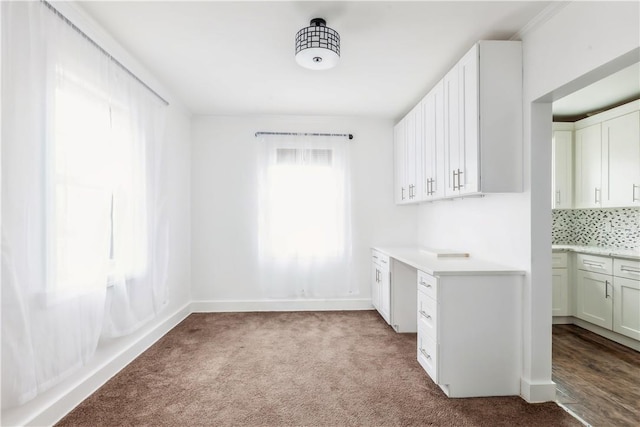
[520,378,557,403]
[571,317,640,352]
[552,316,573,325]
[8,303,191,427]
[191,298,374,313]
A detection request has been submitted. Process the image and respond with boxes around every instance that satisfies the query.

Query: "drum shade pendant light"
[295,18,340,70]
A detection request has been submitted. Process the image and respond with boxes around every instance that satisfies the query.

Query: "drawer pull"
[583,261,605,269]
[620,266,640,274]
[419,310,432,320]
[419,280,432,288]
[420,348,432,360]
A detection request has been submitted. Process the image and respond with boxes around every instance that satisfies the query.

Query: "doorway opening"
[541,56,640,426]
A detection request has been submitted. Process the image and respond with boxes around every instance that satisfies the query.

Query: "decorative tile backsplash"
[552,208,640,249]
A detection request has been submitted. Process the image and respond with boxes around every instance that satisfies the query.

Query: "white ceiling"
[552,62,640,120]
[78,1,552,119]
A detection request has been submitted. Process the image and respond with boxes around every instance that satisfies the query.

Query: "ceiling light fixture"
[295,18,340,70]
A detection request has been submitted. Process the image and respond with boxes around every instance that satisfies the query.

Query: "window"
[262,147,344,259]
[256,135,353,298]
[48,69,147,293]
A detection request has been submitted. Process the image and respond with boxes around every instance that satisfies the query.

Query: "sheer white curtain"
[1,1,168,408]
[257,134,354,299]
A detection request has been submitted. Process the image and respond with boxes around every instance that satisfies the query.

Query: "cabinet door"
[613,276,640,340]
[552,268,570,316]
[394,119,407,204]
[379,261,391,324]
[576,269,612,329]
[458,44,479,195]
[371,262,380,310]
[574,123,602,208]
[444,65,460,197]
[602,111,640,207]
[422,91,435,200]
[406,105,420,202]
[552,129,573,209]
[421,82,446,201]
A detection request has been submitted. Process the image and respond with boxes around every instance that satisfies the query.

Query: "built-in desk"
[371,247,525,398]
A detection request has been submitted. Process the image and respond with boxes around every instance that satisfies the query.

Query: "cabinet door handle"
[556,190,561,205]
[594,188,600,204]
[401,187,406,200]
[633,184,639,202]
[452,170,458,190]
[420,348,432,360]
[605,280,610,299]
[419,310,432,320]
[457,169,464,189]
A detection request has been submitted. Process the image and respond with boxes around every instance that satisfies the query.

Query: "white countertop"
[373,247,525,276]
[552,245,639,260]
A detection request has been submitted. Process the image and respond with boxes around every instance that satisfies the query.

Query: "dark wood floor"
[552,324,640,427]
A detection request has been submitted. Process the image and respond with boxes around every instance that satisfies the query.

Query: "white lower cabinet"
[552,252,570,316]
[574,253,640,343]
[415,270,521,397]
[612,258,640,340]
[372,250,416,332]
[576,269,613,329]
[371,250,390,324]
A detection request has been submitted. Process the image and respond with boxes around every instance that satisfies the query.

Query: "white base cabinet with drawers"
[416,270,522,398]
[558,251,640,348]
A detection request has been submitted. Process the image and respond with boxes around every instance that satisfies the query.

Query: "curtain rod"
[41,0,170,106]
[255,132,354,140]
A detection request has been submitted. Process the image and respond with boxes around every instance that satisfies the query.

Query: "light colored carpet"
[57,311,580,426]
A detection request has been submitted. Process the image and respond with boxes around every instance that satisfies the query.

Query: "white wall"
[191,115,417,309]
[0,3,193,425]
[417,0,639,402]
[522,0,639,402]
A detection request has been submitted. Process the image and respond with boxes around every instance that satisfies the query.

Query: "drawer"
[417,324,438,383]
[614,258,640,280]
[418,270,437,300]
[417,289,437,339]
[372,250,389,268]
[552,252,568,269]
[576,253,613,275]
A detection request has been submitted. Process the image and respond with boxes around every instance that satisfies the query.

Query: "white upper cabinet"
[394,105,422,204]
[406,104,421,201]
[574,123,603,208]
[454,41,523,196]
[552,124,573,209]
[573,101,640,208]
[395,40,523,204]
[394,118,407,204]
[421,81,446,200]
[443,63,461,197]
[602,110,640,207]
[454,43,480,196]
